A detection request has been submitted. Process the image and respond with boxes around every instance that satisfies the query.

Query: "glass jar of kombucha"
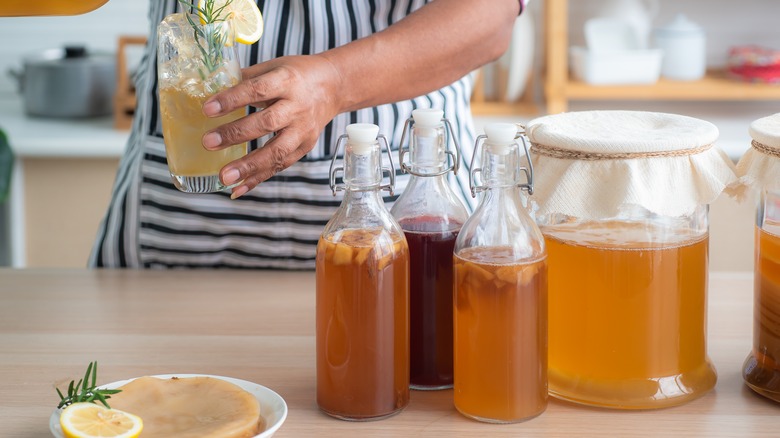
[453,123,548,423]
[1,0,109,16]
[391,109,469,391]
[526,110,738,409]
[739,113,780,403]
[315,123,410,420]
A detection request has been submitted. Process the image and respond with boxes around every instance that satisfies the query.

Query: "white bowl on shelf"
[569,46,663,85]
[585,17,641,52]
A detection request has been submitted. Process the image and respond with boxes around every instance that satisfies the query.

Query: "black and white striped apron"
[89,0,477,269]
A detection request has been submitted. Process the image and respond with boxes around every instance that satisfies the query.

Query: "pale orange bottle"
[453,123,548,423]
[315,123,410,420]
[740,114,780,402]
[1,0,109,16]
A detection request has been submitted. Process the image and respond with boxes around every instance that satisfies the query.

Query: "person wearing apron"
[90,0,525,269]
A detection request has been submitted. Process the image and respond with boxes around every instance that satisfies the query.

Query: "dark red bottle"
[391,109,468,390]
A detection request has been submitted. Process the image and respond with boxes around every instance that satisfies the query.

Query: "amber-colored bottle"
[315,123,410,420]
[453,123,547,423]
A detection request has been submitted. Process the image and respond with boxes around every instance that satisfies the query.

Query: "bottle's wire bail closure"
[329,134,396,196]
[468,125,534,198]
[397,116,461,177]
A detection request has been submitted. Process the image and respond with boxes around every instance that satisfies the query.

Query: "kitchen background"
[0,0,777,269]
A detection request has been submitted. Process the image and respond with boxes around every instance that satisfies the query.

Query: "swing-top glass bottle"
[315,123,410,421]
[453,123,548,423]
[391,108,469,390]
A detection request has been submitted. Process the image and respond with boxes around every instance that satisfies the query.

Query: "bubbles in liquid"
[543,220,706,250]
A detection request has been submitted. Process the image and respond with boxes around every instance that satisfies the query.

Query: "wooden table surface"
[1,269,778,437]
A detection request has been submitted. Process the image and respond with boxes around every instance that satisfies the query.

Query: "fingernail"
[203,132,222,149]
[223,168,241,185]
[230,185,249,200]
[203,99,222,116]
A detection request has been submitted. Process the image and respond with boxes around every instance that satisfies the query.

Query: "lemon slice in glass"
[199,0,264,44]
[59,403,143,438]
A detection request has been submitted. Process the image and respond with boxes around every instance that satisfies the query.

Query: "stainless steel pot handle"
[6,68,23,92]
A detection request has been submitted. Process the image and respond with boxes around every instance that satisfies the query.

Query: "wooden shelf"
[564,70,780,101]
[543,0,780,113]
[470,100,538,117]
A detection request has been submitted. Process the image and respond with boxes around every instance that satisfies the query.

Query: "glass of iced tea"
[157,12,247,193]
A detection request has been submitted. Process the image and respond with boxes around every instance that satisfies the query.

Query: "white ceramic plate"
[50,374,287,438]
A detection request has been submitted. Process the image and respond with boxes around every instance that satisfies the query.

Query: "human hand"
[202,54,343,198]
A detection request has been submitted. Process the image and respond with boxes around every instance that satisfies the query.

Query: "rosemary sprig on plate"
[56,361,121,409]
[179,0,235,76]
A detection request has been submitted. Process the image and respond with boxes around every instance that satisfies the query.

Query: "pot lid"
[23,45,114,67]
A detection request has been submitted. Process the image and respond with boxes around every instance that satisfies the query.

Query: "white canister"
[653,14,706,81]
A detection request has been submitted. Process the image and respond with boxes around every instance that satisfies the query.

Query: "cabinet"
[0,96,127,267]
[544,0,780,114]
[20,157,118,267]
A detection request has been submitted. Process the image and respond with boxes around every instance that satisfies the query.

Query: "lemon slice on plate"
[59,403,143,438]
[199,0,264,44]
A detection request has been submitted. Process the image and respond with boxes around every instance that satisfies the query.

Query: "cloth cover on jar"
[735,113,780,193]
[524,110,738,220]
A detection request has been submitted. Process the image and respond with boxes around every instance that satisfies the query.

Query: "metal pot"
[9,45,116,118]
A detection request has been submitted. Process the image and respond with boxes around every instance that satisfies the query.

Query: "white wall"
[0,0,150,95]
[566,0,780,67]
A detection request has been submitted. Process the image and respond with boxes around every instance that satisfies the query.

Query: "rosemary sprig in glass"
[178,0,235,77]
[55,361,121,409]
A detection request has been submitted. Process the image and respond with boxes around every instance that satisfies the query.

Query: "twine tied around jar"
[751,139,780,159]
[530,142,714,161]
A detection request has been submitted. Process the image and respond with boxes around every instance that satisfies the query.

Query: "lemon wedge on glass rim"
[59,402,143,438]
[198,0,264,45]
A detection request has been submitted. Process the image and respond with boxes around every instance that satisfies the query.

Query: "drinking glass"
[157,12,248,193]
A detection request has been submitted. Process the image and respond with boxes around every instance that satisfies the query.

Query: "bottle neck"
[344,141,382,191]
[343,188,385,205]
[408,124,447,175]
[340,145,391,227]
[483,143,519,189]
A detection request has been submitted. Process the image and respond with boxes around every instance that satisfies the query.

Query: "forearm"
[320,0,520,113]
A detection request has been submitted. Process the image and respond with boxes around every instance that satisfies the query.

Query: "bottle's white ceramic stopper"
[484,123,517,155]
[412,109,444,128]
[346,123,379,155]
